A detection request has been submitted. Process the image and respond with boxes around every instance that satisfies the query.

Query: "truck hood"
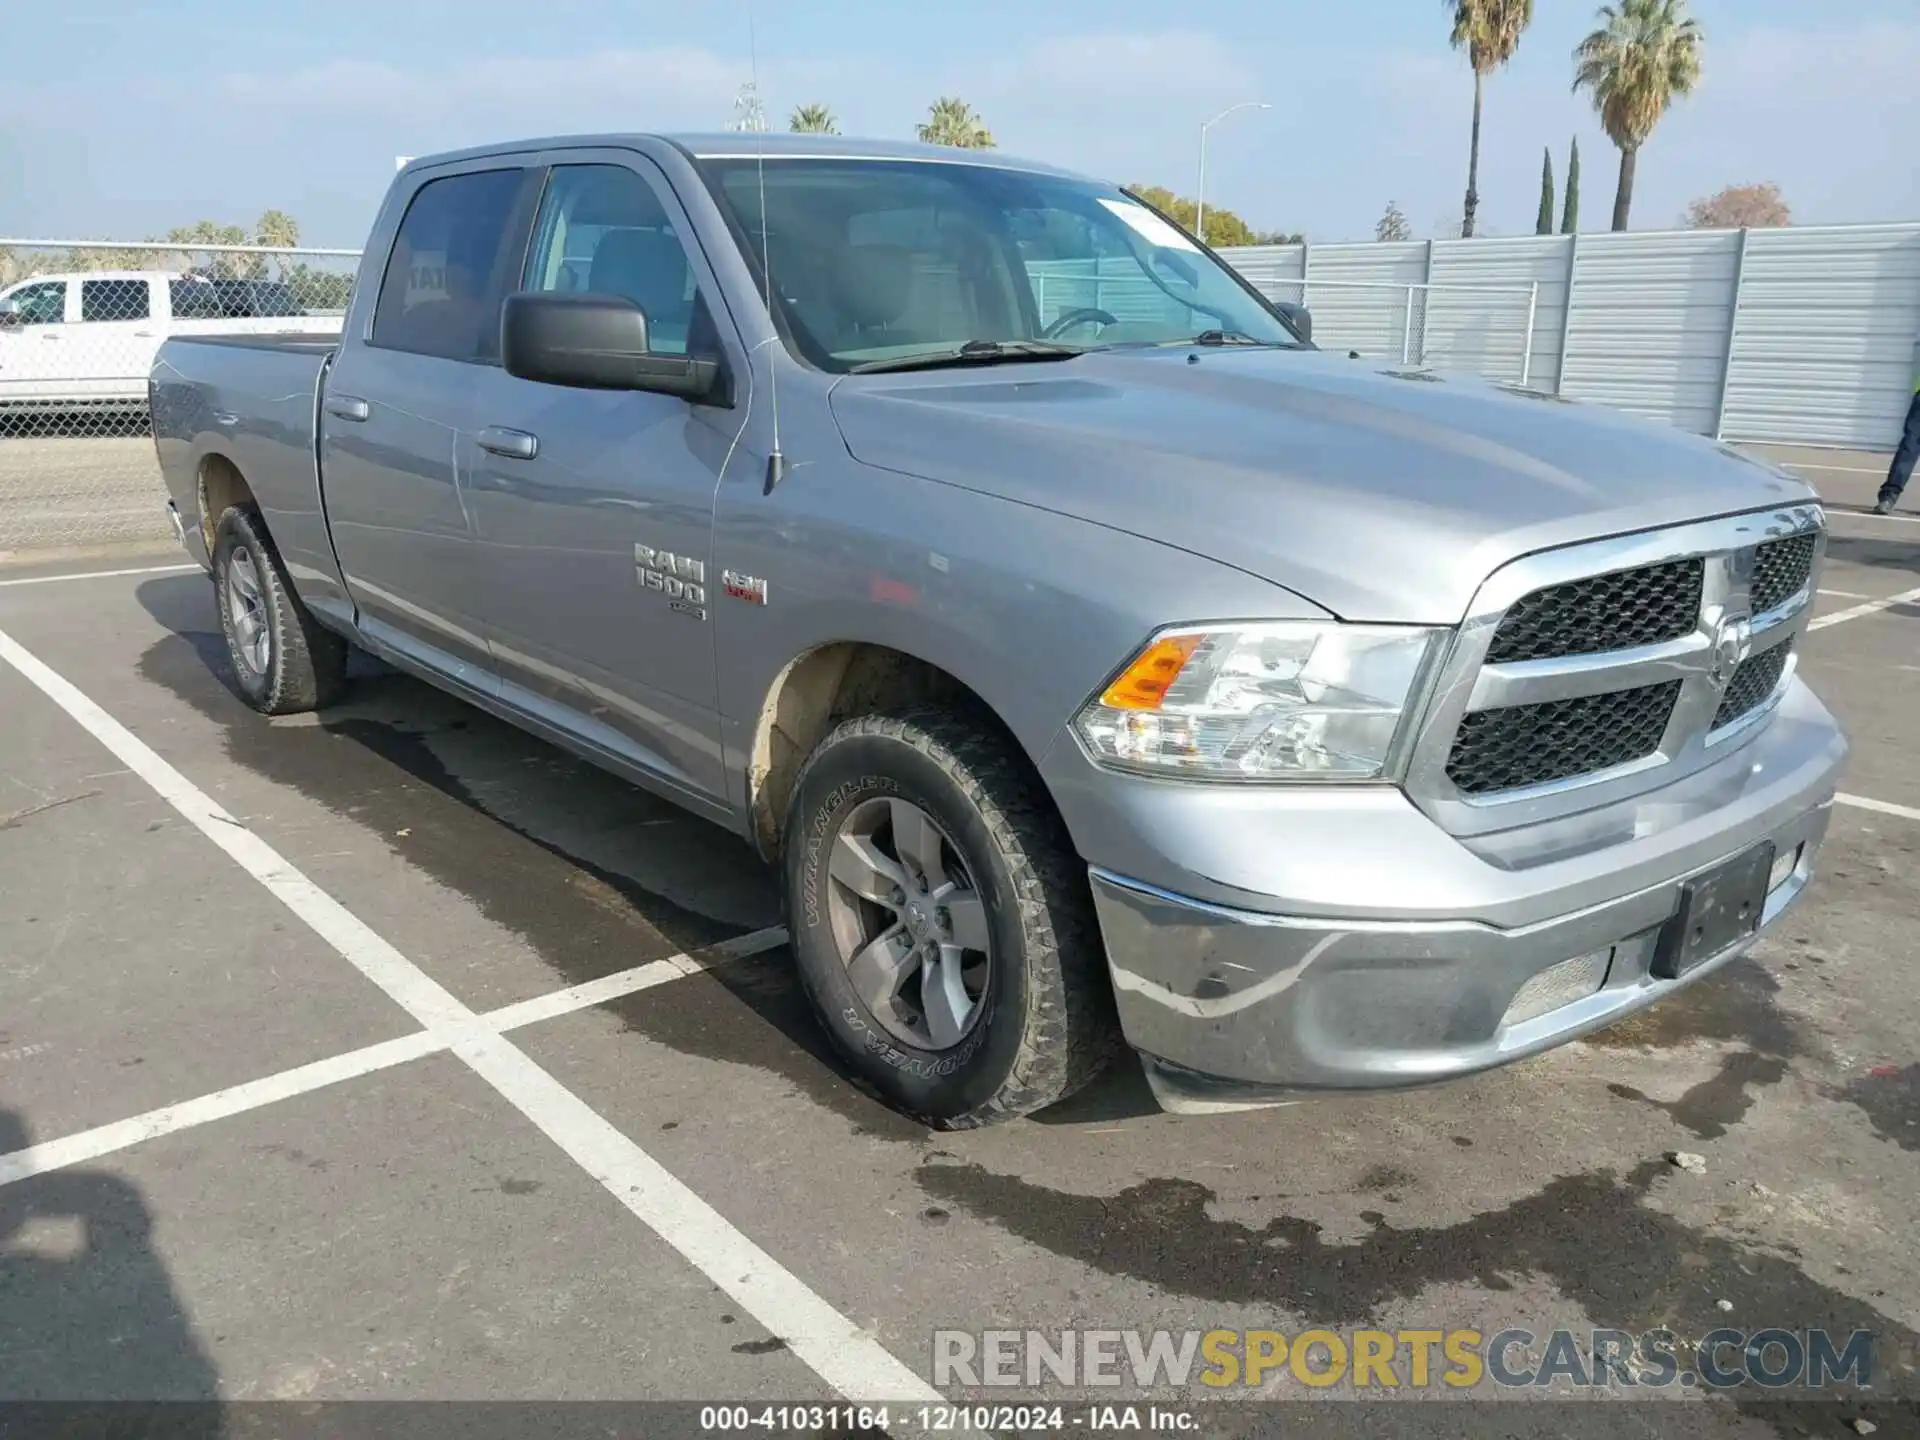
[827,347,1814,622]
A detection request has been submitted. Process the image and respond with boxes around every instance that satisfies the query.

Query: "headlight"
[1072,621,1443,781]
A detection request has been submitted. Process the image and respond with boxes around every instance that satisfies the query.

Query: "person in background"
[1876,369,1920,515]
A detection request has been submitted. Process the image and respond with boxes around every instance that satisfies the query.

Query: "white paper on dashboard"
[1097,198,1201,253]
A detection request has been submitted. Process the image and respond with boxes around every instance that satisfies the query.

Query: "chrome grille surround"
[1404,504,1826,838]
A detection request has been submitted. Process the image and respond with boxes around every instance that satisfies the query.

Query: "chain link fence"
[0,241,355,555]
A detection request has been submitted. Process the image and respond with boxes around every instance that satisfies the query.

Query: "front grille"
[1445,681,1682,795]
[1751,533,1816,614]
[1487,558,1704,664]
[1713,641,1791,729]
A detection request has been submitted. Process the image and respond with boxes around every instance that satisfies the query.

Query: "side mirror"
[1273,300,1312,344]
[500,292,725,403]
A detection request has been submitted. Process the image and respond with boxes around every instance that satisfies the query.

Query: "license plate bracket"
[1653,842,1775,980]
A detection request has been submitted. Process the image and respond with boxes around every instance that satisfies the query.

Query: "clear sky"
[2,0,1913,247]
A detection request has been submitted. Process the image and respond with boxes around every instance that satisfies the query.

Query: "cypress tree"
[1562,137,1581,234]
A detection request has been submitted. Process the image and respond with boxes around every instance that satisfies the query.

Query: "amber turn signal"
[1099,633,1202,711]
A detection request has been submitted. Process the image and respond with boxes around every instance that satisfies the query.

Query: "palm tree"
[789,103,839,135]
[1447,0,1534,239]
[254,210,300,249]
[1573,0,1704,231]
[916,97,995,149]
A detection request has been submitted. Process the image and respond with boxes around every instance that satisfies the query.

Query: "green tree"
[285,263,354,313]
[1536,147,1556,234]
[1573,0,1704,231]
[1252,229,1306,245]
[916,97,995,149]
[1562,136,1581,232]
[1447,0,1535,238]
[165,219,255,277]
[1376,200,1412,243]
[788,103,839,135]
[1127,185,1263,247]
[254,210,300,249]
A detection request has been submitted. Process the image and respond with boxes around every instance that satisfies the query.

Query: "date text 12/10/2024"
[697,1405,1197,1432]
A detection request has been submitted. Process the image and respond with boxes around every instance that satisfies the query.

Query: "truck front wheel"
[212,506,347,715]
[783,706,1119,1128]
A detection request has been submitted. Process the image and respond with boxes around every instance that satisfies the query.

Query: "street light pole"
[1195,102,1270,244]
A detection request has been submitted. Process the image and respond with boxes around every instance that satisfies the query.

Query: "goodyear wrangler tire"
[783,705,1118,1128]
[212,505,348,715]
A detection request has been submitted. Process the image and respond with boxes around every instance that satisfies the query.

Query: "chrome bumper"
[1085,684,1845,1110]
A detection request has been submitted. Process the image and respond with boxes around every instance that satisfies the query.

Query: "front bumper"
[1072,680,1846,1105]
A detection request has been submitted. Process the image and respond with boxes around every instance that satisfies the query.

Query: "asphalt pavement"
[0,444,1916,1437]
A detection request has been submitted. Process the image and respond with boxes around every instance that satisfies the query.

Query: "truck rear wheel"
[783,706,1118,1128]
[212,505,347,715]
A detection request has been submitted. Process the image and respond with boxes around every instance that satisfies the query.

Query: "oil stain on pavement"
[915,1157,1920,1397]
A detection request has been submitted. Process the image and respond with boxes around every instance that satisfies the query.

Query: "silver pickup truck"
[150,133,1847,1127]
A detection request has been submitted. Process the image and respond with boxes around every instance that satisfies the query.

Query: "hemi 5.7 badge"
[722,570,768,605]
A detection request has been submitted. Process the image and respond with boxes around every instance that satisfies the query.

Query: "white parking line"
[1807,585,1920,631]
[0,928,788,1191]
[0,622,934,1406]
[481,928,785,1030]
[1831,510,1920,526]
[0,1032,444,1189]
[1817,589,1870,599]
[0,564,197,588]
[1837,792,1920,824]
[1784,462,1887,476]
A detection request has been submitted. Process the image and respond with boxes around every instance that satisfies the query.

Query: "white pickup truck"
[0,270,339,414]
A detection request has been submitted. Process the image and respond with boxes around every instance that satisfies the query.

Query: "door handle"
[325,394,370,422]
[477,425,539,460]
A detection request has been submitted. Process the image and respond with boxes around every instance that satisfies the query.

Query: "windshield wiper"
[848,339,1087,375]
[1187,329,1286,348]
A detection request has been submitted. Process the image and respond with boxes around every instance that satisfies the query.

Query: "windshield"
[696,158,1302,372]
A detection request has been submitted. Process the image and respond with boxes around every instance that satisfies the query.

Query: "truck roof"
[399,132,1087,181]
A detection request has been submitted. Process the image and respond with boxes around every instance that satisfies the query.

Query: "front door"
[0,279,71,403]
[320,162,540,692]
[466,154,743,808]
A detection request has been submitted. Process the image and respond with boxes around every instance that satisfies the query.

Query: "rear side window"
[371,168,530,363]
[81,279,151,322]
[169,279,226,319]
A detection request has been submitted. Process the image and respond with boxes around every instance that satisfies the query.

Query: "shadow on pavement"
[0,1108,224,1431]
[1824,527,1919,580]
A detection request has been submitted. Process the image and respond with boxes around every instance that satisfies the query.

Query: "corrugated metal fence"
[1220,222,1920,450]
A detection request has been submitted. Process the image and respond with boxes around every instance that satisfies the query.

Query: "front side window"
[521,163,712,358]
[1,281,66,325]
[697,158,1300,371]
[371,167,529,363]
[80,278,151,322]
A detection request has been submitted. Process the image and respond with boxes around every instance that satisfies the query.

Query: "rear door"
[73,277,162,402]
[465,151,742,807]
[319,160,541,692]
[0,279,71,402]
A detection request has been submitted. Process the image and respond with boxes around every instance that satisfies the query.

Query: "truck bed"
[150,332,335,576]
